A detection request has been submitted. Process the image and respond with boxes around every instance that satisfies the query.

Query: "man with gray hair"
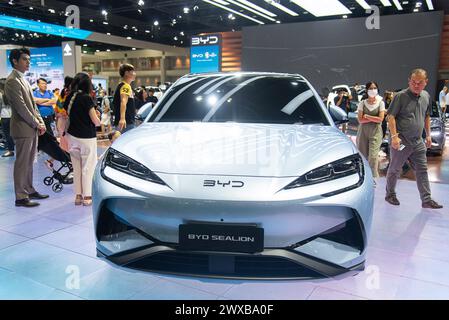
[385,68,442,209]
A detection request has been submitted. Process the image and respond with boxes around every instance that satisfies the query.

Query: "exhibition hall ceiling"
[0,0,447,51]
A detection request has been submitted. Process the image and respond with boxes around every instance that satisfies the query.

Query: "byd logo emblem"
[192,36,219,46]
[204,180,245,188]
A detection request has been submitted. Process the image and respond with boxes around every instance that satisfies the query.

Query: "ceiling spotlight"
[183,7,190,14]
[127,36,132,39]
[48,9,55,14]
[83,44,88,47]
[180,31,185,36]
[145,30,150,33]
[138,9,142,14]
[138,0,145,6]
[103,21,109,25]
[107,32,111,35]
[83,51,87,54]
[343,15,348,18]
[132,48,136,50]
[276,20,281,23]
[101,10,108,16]
[90,19,94,22]
[416,2,422,7]
[96,50,100,52]
[8,0,13,5]
[154,20,159,26]
[193,5,199,11]
[172,19,177,24]
[29,6,33,10]
[106,49,111,52]
[228,13,235,20]
[174,36,178,40]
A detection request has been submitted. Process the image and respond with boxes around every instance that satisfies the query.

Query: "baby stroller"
[38,132,73,193]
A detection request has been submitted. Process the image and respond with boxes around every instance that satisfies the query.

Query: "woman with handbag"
[63,73,101,206]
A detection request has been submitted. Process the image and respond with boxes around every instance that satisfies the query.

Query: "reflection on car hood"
[111,123,357,177]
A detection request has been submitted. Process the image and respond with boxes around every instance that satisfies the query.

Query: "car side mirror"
[329,105,349,125]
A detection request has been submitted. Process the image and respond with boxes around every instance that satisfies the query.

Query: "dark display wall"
[242,11,443,98]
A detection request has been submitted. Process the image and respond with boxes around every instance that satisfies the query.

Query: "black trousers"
[1,118,15,151]
[42,115,55,137]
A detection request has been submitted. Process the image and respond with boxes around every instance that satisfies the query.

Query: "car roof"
[186,71,306,80]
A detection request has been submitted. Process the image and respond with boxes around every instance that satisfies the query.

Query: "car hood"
[111,123,357,177]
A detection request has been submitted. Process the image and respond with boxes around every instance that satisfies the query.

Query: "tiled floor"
[0,148,448,300]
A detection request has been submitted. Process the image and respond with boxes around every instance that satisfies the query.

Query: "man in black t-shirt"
[113,64,136,133]
[146,88,158,105]
[334,89,352,133]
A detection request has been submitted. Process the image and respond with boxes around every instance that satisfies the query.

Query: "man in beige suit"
[5,48,49,207]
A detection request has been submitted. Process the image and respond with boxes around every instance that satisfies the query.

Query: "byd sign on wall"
[190,34,222,74]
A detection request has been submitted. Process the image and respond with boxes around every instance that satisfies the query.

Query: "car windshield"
[430,102,440,118]
[148,74,330,125]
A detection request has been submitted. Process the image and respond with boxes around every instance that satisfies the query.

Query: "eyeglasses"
[409,80,426,86]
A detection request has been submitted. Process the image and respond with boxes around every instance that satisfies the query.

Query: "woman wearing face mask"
[357,81,385,180]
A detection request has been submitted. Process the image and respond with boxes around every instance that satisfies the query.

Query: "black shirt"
[147,95,158,104]
[334,95,350,112]
[64,92,97,139]
[113,82,136,126]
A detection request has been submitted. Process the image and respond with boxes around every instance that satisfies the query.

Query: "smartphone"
[399,144,405,151]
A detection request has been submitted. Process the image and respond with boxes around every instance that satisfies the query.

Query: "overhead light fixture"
[96,49,100,52]
[101,10,108,16]
[213,0,230,4]
[426,0,434,10]
[154,20,159,26]
[183,7,190,14]
[235,0,277,17]
[107,32,111,35]
[132,48,136,50]
[416,2,422,7]
[107,49,111,52]
[413,8,419,12]
[392,0,403,10]
[290,0,351,17]
[83,44,87,47]
[83,51,87,54]
[48,8,55,14]
[145,30,150,33]
[127,36,132,39]
[203,0,265,24]
[342,15,348,18]
[138,0,145,5]
[180,31,185,36]
[29,7,33,10]
[103,21,109,25]
[355,0,371,10]
[276,20,281,23]
[89,19,94,22]
[227,0,276,21]
[264,0,299,16]
[379,0,392,6]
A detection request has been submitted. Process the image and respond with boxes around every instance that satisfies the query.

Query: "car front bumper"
[92,160,374,279]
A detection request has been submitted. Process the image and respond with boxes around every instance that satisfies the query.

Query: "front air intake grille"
[125,251,323,279]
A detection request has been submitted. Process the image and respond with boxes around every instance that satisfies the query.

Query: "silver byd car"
[93,72,374,279]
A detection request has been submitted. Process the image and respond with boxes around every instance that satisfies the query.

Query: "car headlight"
[102,148,166,185]
[283,154,364,190]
